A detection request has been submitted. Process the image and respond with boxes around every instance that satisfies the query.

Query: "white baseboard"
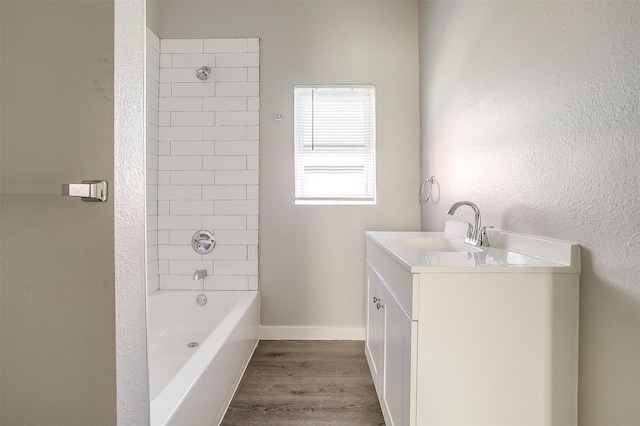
[259,325,365,340]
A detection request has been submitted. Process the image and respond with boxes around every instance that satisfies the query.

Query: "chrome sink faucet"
[446,201,491,247]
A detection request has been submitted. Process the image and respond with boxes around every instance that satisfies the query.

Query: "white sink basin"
[399,237,483,253]
[366,221,580,271]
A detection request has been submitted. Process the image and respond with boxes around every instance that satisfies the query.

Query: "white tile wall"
[172,83,216,98]
[202,215,247,230]
[171,54,217,68]
[170,171,216,185]
[157,185,202,200]
[247,97,260,111]
[204,39,248,53]
[247,215,259,230]
[147,29,160,295]
[158,156,202,171]
[215,140,259,155]
[202,156,247,170]
[202,185,247,200]
[203,126,247,141]
[170,201,214,215]
[203,97,247,112]
[157,38,260,291]
[161,39,204,53]
[215,171,259,185]
[171,112,215,127]
[215,111,259,126]
[170,141,215,156]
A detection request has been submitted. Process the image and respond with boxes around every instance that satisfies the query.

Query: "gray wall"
[157,1,421,330]
[0,1,116,424]
[147,0,159,34]
[419,1,640,423]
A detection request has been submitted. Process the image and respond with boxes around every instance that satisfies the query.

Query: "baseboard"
[259,325,365,340]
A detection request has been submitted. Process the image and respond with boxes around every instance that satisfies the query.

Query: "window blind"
[294,85,376,204]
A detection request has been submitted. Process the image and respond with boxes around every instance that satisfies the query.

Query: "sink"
[399,237,483,253]
[366,222,580,271]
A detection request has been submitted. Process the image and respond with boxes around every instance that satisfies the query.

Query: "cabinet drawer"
[366,238,416,320]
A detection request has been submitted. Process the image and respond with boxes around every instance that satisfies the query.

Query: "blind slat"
[294,86,376,204]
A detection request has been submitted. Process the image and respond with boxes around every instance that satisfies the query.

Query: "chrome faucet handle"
[480,226,494,247]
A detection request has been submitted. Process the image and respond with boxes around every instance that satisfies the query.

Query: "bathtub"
[148,290,259,426]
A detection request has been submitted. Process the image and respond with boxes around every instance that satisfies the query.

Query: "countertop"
[366,223,580,274]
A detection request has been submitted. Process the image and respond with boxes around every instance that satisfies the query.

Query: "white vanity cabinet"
[365,263,415,426]
[365,227,580,426]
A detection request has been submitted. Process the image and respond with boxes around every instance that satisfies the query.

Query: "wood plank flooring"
[221,340,385,425]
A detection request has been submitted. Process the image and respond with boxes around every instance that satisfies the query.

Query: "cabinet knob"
[373,296,380,303]
[376,302,385,310]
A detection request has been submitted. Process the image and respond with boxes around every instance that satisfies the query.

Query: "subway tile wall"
[153,35,260,291]
[147,29,160,294]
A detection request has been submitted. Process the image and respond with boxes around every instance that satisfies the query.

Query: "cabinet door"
[365,263,386,398]
[382,289,413,426]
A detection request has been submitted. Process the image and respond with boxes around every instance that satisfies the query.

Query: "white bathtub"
[148,290,259,426]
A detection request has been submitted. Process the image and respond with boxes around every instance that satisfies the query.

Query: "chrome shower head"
[195,66,211,81]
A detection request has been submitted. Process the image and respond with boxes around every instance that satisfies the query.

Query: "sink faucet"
[446,201,491,247]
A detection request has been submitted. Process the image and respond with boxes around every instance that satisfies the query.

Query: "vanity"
[365,221,580,426]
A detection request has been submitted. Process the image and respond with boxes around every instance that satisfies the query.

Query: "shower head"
[195,66,211,81]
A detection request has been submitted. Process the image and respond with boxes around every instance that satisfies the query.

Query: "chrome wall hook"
[420,176,437,202]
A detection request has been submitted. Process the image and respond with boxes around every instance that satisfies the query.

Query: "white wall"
[157,1,421,333]
[419,1,640,423]
[115,0,149,421]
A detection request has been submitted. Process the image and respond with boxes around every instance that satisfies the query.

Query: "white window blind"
[294,85,376,205]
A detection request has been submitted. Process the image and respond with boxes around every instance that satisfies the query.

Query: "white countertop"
[366,223,580,274]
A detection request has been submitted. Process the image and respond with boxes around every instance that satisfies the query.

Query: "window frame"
[293,84,377,206]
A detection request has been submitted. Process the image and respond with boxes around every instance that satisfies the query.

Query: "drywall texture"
[419,1,639,423]
[157,1,421,329]
[0,1,117,424]
[114,0,149,423]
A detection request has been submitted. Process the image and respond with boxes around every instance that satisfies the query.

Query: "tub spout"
[193,269,208,280]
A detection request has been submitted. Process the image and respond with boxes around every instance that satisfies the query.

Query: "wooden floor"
[221,340,385,425]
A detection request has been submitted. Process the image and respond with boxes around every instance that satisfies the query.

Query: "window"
[294,85,376,205]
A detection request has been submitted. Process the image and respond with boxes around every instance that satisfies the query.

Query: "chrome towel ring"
[420,176,437,202]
